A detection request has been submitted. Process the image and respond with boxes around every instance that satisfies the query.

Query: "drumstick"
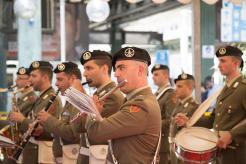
[190,134,236,149]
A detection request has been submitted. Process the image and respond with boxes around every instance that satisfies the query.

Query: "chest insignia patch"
[129,105,141,113]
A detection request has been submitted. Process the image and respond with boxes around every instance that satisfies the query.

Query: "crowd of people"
[0,45,245,164]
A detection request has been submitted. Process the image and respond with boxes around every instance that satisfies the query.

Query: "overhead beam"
[90,1,182,30]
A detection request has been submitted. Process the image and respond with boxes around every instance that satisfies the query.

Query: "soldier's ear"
[70,74,78,81]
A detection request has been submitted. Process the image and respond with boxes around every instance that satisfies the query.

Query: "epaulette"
[134,95,144,101]
[98,90,106,98]
[23,96,28,102]
[42,94,49,100]
[189,99,199,106]
[42,92,55,100]
[183,102,189,108]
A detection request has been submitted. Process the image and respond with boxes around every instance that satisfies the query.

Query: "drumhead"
[175,127,218,151]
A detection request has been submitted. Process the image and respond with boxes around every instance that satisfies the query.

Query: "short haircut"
[39,67,53,82]
[94,57,112,75]
[185,79,195,89]
[64,67,82,80]
[232,56,243,68]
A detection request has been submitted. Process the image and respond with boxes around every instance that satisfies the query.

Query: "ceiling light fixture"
[14,0,37,19]
[86,0,110,22]
[202,0,219,5]
[152,0,168,4]
[177,0,192,4]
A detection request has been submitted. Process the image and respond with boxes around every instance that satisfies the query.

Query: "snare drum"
[174,127,218,164]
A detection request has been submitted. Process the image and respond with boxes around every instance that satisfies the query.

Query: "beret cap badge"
[57,64,65,71]
[219,48,226,55]
[19,68,26,75]
[181,73,188,79]
[83,52,92,60]
[155,64,160,69]
[124,48,135,57]
[32,61,40,68]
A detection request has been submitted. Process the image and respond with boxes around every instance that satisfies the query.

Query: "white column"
[17,0,42,67]
[60,0,66,62]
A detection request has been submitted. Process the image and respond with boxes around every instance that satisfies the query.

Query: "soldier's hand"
[93,95,104,114]
[175,113,189,127]
[37,111,50,124]
[217,131,232,149]
[32,125,44,137]
[9,112,25,123]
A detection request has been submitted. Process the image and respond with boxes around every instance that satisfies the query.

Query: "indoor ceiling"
[88,0,183,30]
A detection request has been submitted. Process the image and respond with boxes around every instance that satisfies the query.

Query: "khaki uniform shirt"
[76,81,124,164]
[169,96,199,140]
[16,88,36,117]
[155,84,176,153]
[197,76,246,164]
[213,76,246,140]
[43,102,81,158]
[20,87,62,140]
[86,87,161,164]
[169,96,199,164]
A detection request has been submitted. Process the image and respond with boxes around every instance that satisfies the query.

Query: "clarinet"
[11,90,60,161]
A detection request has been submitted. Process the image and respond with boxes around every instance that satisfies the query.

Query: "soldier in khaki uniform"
[151,64,176,164]
[86,47,161,163]
[73,50,125,164]
[15,67,36,117]
[37,62,85,164]
[169,73,199,164]
[176,45,246,164]
[3,67,36,164]
[10,61,62,164]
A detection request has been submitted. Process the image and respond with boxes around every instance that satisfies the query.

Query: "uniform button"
[215,124,218,128]
[219,102,222,105]
[228,109,232,114]
[217,113,220,116]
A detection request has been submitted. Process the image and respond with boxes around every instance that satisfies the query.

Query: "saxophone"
[10,86,31,143]
[10,89,21,143]
[0,86,24,162]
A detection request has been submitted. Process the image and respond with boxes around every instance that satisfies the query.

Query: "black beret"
[151,64,169,74]
[29,61,53,72]
[80,50,112,65]
[16,67,30,75]
[54,62,78,73]
[174,73,195,84]
[216,45,243,58]
[112,47,151,67]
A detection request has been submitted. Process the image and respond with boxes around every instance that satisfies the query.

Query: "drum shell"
[174,127,218,163]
